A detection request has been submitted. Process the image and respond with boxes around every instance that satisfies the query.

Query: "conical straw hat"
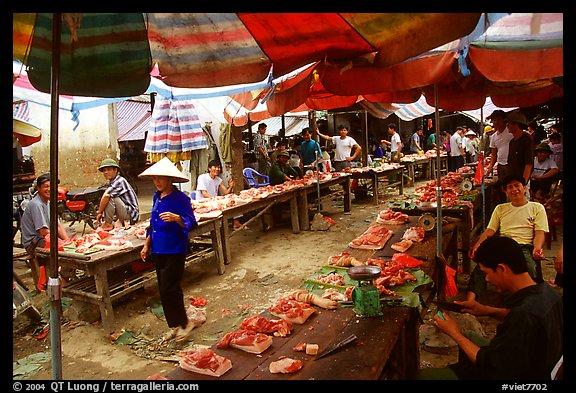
[138,157,189,183]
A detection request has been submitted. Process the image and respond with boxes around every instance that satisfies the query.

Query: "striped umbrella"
[14,13,482,98]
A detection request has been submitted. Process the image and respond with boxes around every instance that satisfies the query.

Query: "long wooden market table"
[350,166,404,204]
[220,174,352,262]
[167,216,459,381]
[296,173,351,230]
[389,192,483,273]
[37,217,226,333]
[219,187,300,267]
[401,156,432,186]
[429,154,449,179]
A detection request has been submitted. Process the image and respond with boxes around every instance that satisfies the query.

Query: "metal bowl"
[347,265,382,281]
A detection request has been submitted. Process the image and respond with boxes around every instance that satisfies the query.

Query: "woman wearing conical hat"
[138,157,198,342]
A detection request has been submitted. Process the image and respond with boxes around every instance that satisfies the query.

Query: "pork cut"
[269,357,304,374]
[239,315,293,337]
[348,225,393,250]
[178,348,232,377]
[269,298,316,324]
[376,209,410,225]
[216,329,273,354]
[390,239,413,253]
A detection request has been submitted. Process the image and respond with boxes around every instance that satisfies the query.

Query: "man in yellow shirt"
[467,173,548,301]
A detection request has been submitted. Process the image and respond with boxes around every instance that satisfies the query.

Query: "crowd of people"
[18,109,563,380]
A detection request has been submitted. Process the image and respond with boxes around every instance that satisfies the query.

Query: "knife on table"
[314,334,358,360]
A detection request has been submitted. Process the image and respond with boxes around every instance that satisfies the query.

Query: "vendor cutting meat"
[269,151,299,186]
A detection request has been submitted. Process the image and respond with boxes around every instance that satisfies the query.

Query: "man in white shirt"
[381,123,403,162]
[484,110,515,205]
[449,126,466,172]
[316,125,361,172]
[485,110,514,180]
[196,160,241,229]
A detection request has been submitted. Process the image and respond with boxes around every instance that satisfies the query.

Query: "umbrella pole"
[48,13,64,380]
[315,150,321,213]
[433,84,443,258]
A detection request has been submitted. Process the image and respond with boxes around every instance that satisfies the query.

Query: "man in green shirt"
[269,151,299,185]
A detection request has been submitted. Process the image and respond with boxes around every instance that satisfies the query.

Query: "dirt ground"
[12,179,563,381]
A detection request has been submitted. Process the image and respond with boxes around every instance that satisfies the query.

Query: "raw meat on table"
[269,357,304,374]
[178,348,232,377]
[269,298,316,324]
[216,329,273,354]
[391,239,413,253]
[348,225,393,250]
[376,209,410,225]
[239,315,293,337]
[402,226,425,242]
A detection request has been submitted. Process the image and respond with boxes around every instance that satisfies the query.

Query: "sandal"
[175,321,196,342]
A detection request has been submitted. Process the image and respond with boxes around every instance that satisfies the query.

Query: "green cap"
[98,158,120,172]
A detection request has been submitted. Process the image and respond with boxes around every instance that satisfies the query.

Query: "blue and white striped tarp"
[144,98,208,153]
[394,95,436,121]
[13,101,30,122]
[117,100,151,141]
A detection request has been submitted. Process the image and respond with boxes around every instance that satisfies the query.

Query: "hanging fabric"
[144,97,208,163]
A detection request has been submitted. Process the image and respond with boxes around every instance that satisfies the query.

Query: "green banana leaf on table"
[300,265,433,308]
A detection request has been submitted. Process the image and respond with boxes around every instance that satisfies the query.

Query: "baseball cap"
[36,173,60,187]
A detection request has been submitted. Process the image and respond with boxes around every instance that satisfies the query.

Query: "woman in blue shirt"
[139,158,198,342]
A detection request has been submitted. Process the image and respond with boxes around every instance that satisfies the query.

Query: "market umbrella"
[13,118,42,147]
[15,13,482,96]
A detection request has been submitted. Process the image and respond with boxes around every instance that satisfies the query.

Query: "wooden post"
[361,110,369,167]
[231,124,245,193]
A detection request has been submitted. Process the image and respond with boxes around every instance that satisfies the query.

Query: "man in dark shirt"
[417,236,563,380]
[269,151,299,185]
[506,110,534,184]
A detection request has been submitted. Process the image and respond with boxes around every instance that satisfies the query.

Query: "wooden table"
[297,174,351,231]
[429,154,449,179]
[342,216,460,304]
[38,217,226,333]
[401,157,431,186]
[390,195,482,274]
[220,188,300,265]
[13,246,36,290]
[167,216,459,381]
[351,166,404,204]
[167,306,420,380]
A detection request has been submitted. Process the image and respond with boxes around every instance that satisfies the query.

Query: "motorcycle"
[57,184,107,233]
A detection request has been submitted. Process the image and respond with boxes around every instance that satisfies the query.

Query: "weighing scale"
[418,213,436,231]
[460,178,474,192]
[348,265,383,317]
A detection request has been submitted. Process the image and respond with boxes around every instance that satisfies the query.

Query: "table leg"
[93,266,115,333]
[289,195,300,234]
[221,218,232,264]
[372,173,379,204]
[461,209,472,273]
[219,217,230,265]
[298,190,310,230]
[399,169,404,195]
[211,219,225,274]
[343,177,351,212]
